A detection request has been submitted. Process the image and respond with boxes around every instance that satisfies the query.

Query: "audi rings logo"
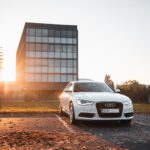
[104,103,116,108]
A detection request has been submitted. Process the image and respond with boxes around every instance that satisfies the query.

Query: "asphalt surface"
[67,114,150,150]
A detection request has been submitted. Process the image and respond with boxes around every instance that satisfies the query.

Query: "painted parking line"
[55,115,75,133]
[135,121,150,127]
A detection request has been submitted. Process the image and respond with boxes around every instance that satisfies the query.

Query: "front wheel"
[69,102,76,124]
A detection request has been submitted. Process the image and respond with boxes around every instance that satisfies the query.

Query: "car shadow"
[76,120,132,128]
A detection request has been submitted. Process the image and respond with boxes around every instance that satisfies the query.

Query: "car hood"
[73,92,130,102]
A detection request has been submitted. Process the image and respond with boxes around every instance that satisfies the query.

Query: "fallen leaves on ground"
[0,131,124,150]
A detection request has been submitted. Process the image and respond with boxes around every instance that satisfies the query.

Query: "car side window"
[64,83,73,92]
[68,84,73,92]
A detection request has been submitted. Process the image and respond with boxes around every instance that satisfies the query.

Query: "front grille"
[96,102,123,118]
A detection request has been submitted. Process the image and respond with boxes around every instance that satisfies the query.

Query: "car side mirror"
[115,89,120,93]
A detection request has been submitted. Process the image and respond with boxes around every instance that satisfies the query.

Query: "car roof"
[71,80,104,84]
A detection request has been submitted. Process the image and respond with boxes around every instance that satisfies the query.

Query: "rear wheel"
[69,102,76,124]
[59,105,65,116]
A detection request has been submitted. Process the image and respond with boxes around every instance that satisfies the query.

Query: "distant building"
[16,22,78,91]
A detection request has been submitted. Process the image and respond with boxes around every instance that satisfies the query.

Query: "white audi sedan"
[59,81,133,124]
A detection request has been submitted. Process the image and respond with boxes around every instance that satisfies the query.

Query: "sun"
[2,50,16,81]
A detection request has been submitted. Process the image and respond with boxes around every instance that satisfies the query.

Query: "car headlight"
[124,101,133,108]
[76,99,94,105]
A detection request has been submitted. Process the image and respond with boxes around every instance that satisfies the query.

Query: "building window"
[55,52,61,58]
[42,44,48,51]
[27,43,35,51]
[67,38,73,44]
[67,53,73,58]
[61,59,67,67]
[61,31,67,37]
[26,37,35,42]
[68,60,73,67]
[68,68,73,73]
[27,28,35,36]
[61,75,67,82]
[73,45,77,53]
[36,37,42,43]
[42,29,48,37]
[61,38,67,44]
[42,59,48,66]
[61,53,67,58]
[55,45,61,52]
[48,67,54,73]
[35,66,42,73]
[67,31,73,38]
[62,45,67,52]
[42,67,48,73]
[67,45,73,53]
[36,43,42,51]
[61,67,67,73]
[48,59,54,67]
[73,60,77,67]
[48,75,54,82]
[73,38,77,44]
[35,58,42,65]
[55,59,60,67]
[26,51,35,57]
[48,37,54,43]
[42,52,48,58]
[26,74,34,82]
[73,31,77,38]
[35,52,41,57]
[26,58,35,65]
[55,37,60,43]
[55,67,61,73]
[48,52,55,58]
[42,37,48,43]
[55,30,61,37]
[36,29,42,37]
[55,74,60,82]
[42,74,48,82]
[67,75,73,82]
[35,74,41,82]
[49,44,55,51]
[49,30,55,37]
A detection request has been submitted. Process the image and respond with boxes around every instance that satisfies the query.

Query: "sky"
[0,0,150,84]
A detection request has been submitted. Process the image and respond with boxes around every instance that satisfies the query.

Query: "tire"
[69,102,76,124]
[121,119,132,124]
[59,105,65,116]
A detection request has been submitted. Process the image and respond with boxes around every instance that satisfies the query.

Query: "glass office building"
[16,22,78,90]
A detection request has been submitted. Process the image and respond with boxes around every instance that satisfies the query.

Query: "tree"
[117,80,148,103]
[104,74,114,90]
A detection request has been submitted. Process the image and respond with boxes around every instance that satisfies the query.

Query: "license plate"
[101,109,119,113]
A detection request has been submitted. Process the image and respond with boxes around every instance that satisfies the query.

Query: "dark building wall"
[16,27,26,82]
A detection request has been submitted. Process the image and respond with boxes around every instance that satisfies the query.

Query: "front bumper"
[74,102,133,121]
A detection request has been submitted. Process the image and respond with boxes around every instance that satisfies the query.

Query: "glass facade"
[25,27,78,82]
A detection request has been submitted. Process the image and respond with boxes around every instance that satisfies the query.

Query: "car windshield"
[74,82,114,93]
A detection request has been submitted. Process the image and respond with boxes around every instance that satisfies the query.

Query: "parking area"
[0,113,149,150]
